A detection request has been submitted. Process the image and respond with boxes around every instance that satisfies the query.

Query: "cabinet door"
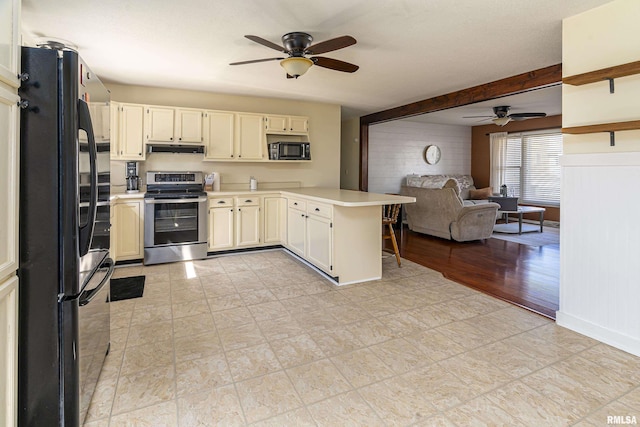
[146,107,175,142]
[306,214,332,273]
[110,102,120,158]
[0,275,18,427]
[209,207,234,250]
[265,115,288,133]
[0,86,19,281]
[203,111,235,159]
[236,113,264,160]
[175,109,203,143]
[264,197,285,244]
[0,0,19,88]
[89,102,110,142]
[236,205,260,247]
[119,104,145,160]
[114,201,143,260]
[289,116,309,134]
[287,208,306,257]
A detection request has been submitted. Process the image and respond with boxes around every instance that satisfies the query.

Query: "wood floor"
[387,226,559,319]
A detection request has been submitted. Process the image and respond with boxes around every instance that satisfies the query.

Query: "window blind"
[504,129,562,206]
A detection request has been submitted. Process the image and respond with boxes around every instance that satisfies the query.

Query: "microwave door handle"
[302,144,306,159]
[77,99,97,257]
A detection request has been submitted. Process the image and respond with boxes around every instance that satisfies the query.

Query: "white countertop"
[111,187,415,206]
[283,188,415,207]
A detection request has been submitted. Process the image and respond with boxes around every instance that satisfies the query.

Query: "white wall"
[107,83,341,192]
[368,120,471,194]
[559,0,640,357]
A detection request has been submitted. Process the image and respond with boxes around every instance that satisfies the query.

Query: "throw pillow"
[468,187,493,200]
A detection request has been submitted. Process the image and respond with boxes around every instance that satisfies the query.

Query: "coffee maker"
[125,161,140,193]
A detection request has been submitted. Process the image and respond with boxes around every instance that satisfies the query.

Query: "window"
[503,129,563,206]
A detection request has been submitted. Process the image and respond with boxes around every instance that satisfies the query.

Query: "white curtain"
[489,132,508,193]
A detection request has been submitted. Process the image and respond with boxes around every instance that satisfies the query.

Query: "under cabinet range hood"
[147,144,205,154]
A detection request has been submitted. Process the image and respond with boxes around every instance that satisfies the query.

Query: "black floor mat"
[110,276,145,302]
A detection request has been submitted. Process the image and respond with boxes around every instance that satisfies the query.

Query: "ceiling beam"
[358,64,562,191]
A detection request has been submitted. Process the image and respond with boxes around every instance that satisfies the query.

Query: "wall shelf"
[562,120,640,146]
[563,60,640,86]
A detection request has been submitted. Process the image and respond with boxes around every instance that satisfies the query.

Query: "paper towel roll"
[212,172,220,192]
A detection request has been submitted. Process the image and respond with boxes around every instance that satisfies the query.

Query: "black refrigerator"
[18,46,114,426]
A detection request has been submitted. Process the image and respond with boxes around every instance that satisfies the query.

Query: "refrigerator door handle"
[79,258,114,307]
[77,99,98,257]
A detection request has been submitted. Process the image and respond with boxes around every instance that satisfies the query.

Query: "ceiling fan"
[229,32,359,79]
[464,106,547,126]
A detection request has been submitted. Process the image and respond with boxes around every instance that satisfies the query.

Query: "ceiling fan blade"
[229,57,284,66]
[509,112,547,119]
[305,35,356,55]
[245,35,286,52]
[312,56,359,73]
[462,115,494,119]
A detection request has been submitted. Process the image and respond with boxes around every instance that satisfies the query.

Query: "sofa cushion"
[442,179,463,203]
[469,187,493,200]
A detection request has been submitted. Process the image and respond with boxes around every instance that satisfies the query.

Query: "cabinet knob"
[301,213,304,217]
[231,154,234,157]
[179,137,182,141]
[170,137,173,140]
[315,208,320,212]
[238,208,241,211]
[293,202,298,206]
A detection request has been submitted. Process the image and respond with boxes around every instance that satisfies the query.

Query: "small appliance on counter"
[126,161,141,193]
[268,141,311,160]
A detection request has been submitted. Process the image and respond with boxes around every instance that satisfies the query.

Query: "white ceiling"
[21,0,609,121]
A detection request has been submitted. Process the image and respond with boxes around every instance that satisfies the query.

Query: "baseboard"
[556,311,640,357]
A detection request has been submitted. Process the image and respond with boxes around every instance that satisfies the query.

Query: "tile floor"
[84,250,640,426]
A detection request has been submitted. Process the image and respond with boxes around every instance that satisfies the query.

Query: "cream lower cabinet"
[208,199,234,250]
[208,196,260,250]
[263,196,286,244]
[286,199,333,275]
[0,275,18,427]
[236,199,260,247]
[113,200,144,261]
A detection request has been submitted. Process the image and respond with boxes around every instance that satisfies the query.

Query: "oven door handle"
[144,197,208,204]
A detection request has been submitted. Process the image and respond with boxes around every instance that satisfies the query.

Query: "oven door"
[144,196,208,248]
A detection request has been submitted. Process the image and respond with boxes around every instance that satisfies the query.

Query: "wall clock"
[424,145,441,165]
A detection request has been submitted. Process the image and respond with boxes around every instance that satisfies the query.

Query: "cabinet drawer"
[209,197,234,208]
[288,198,306,211]
[236,197,259,207]
[307,202,332,219]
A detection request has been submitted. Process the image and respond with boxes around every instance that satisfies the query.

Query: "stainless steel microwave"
[268,142,311,160]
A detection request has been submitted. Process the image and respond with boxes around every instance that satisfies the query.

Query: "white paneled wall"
[368,120,471,194]
[558,153,640,356]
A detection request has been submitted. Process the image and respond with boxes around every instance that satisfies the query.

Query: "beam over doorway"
[359,64,562,191]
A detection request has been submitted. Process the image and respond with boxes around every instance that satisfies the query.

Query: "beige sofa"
[400,185,500,242]
[405,174,493,205]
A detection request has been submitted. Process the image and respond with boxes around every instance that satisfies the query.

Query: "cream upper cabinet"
[236,113,265,160]
[146,106,175,142]
[0,85,19,282]
[146,106,203,144]
[110,102,120,158]
[264,115,288,133]
[113,200,144,261]
[236,197,260,247]
[0,0,20,88]
[175,108,203,143]
[208,200,234,250]
[118,103,146,160]
[265,115,309,135]
[263,197,286,244]
[203,110,235,160]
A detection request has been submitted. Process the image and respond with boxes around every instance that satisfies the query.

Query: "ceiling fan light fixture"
[492,116,511,126]
[280,57,313,78]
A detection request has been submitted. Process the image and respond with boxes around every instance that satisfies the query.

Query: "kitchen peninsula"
[110,188,414,285]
